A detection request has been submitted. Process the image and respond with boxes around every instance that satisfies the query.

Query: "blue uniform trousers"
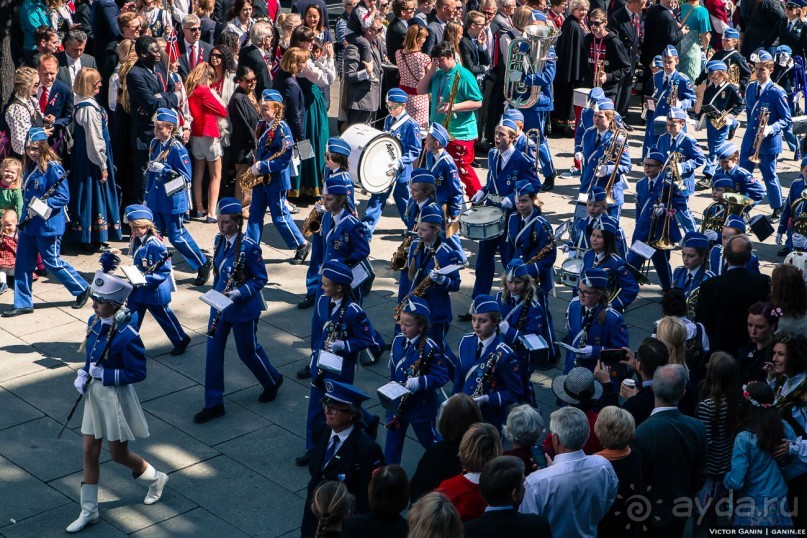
[471,233,510,299]
[247,188,305,248]
[740,155,783,210]
[305,235,324,297]
[785,94,799,154]
[523,109,556,179]
[362,181,410,239]
[153,212,206,271]
[384,419,438,465]
[14,234,87,309]
[703,122,733,177]
[128,300,187,346]
[628,249,672,291]
[675,206,698,234]
[204,317,281,408]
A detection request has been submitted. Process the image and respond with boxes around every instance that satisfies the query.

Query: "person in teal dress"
[677,0,712,84]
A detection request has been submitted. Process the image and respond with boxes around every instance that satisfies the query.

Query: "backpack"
[684,322,706,373]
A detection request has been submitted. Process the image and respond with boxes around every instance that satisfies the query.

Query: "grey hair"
[653,364,689,406]
[64,29,88,44]
[496,0,515,8]
[503,404,545,447]
[549,407,590,451]
[250,21,273,46]
[569,0,590,10]
[182,13,201,27]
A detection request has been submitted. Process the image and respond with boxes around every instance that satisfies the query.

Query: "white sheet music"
[296,139,315,160]
[29,197,52,219]
[576,193,588,204]
[120,264,147,286]
[554,221,570,241]
[164,176,185,196]
[378,382,410,399]
[317,350,343,374]
[521,334,548,351]
[630,240,656,260]
[557,342,581,353]
[199,289,234,312]
[351,263,370,289]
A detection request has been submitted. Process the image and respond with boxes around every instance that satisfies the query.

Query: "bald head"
[653,364,688,407]
[725,234,752,267]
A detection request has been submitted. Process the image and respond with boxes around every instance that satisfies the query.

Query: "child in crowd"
[0,209,18,294]
[0,158,23,220]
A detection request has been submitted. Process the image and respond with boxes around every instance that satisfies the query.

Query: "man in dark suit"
[126,36,179,205]
[459,10,490,78]
[696,234,771,357]
[178,14,213,79]
[28,27,60,68]
[237,21,273,98]
[609,0,645,121]
[388,0,415,65]
[37,54,73,144]
[300,381,384,538]
[342,21,385,126]
[464,456,552,538]
[634,365,707,538]
[640,0,684,97]
[92,0,121,57]
[99,12,143,109]
[423,0,458,55]
[56,30,98,89]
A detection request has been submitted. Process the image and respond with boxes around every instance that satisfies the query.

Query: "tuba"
[604,128,629,205]
[793,190,807,235]
[504,25,561,109]
[700,201,727,234]
[728,63,740,86]
[723,192,755,216]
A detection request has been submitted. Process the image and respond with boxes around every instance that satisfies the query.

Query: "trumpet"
[748,107,769,164]
[604,128,629,205]
[710,110,731,130]
[593,58,605,88]
[667,78,679,108]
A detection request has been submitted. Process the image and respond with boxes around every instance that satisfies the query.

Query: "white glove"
[508,70,523,82]
[405,377,420,391]
[775,233,784,246]
[89,362,104,379]
[654,205,665,217]
[471,190,485,204]
[794,233,807,250]
[674,99,682,108]
[429,270,447,284]
[595,164,608,178]
[315,202,326,214]
[561,243,571,253]
[763,125,774,138]
[474,394,490,405]
[251,162,262,175]
[574,152,583,163]
[705,229,719,243]
[577,345,593,359]
[499,320,510,334]
[148,161,165,173]
[227,289,241,300]
[500,197,513,210]
[676,163,683,177]
[329,340,346,353]
[74,369,89,394]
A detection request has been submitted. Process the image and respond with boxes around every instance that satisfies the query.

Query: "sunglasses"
[210,53,223,58]
[187,27,201,31]
[242,77,257,83]
[590,20,604,26]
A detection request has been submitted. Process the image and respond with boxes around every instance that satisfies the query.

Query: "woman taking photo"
[772,263,807,336]
[396,25,431,131]
[186,62,228,223]
[67,68,122,252]
[227,66,260,214]
[737,302,780,383]
[224,0,254,48]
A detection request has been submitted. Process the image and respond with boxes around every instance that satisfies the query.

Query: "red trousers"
[446,138,481,198]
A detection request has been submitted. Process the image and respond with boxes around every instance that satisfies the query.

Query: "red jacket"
[437,474,487,522]
[0,232,18,269]
[188,85,228,138]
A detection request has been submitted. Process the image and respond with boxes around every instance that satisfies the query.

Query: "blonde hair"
[73,68,101,99]
[311,481,353,538]
[117,39,137,63]
[280,47,310,74]
[128,218,159,236]
[185,62,215,96]
[500,271,536,303]
[13,67,38,97]
[1,158,23,189]
[277,12,302,42]
[404,24,429,52]
[407,493,463,538]
[458,422,503,472]
[594,406,635,449]
[2,208,18,223]
[512,5,534,31]
[656,316,688,366]
[23,139,61,173]
[443,21,463,54]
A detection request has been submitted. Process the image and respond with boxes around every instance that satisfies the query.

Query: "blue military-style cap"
[777,45,793,55]
[217,197,243,215]
[506,258,530,280]
[428,123,450,147]
[261,89,283,103]
[503,109,524,122]
[652,55,663,68]
[515,179,536,197]
[386,88,408,103]
[725,215,746,233]
[499,118,518,131]
[410,168,435,184]
[325,176,350,195]
[124,204,153,223]
[668,107,687,120]
[598,99,615,111]
[401,296,431,318]
[593,216,618,236]
[327,137,351,157]
[757,50,773,62]
[588,186,607,202]
[471,295,500,314]
[723,28,740,39]
[682,231,710,250]
[711,173,734,189]
[787,0,806,7]
[321,380,370,407]
[321,260,353,285]
[715,141,738,160]
[26,127,48,143]
[531,9,546,22]
[646,146,666,163]
[588,87,605,101]
[581,267,609,289]
[662,45,678,58]
[419,204,444,227]
[154,107,179,124]
[90,271,133,305]
[706,60,727,73]
[801,156,807,168]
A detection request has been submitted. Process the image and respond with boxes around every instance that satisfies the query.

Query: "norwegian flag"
[66,0,75,14]
[165,31,180,65]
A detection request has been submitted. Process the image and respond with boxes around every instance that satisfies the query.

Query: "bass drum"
[341,124,402,194]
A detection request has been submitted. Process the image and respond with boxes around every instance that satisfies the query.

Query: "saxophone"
[389,234,414,271]
[572,311,596,368]
[241,119,288,190]
[302,200,323,237]
[393,248,439,323]
[207,245,246,338]
[793,190,807,235]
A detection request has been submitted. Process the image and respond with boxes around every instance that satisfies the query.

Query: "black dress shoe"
[295,449,314,467]
[778,246,792,257]
[771,209,782,223]
[72,287,90,309]
[259,376,284,403]
[458,313,472,322]
[194,257,213,286]
[297,295,315,309]
[296,365,312,379]
[170,335,192,356]
[2,307,34,317]
[291,242,311,265]
[193,404,225,423]
[623,124,634,132]
[542,173,556,192]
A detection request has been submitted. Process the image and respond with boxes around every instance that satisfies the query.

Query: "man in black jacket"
[388,0,415,65]
[237,21,274,98]
[608,0,645,120]
[178,15,213,79]
[583,9,631,104]
[460,10,491,78]
[640,0,685,97]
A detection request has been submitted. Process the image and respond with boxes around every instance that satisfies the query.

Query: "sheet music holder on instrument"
[200,289,234,312]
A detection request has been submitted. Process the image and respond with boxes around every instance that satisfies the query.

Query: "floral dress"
[396,49,431,131]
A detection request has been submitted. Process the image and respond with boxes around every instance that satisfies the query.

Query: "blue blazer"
[580,127,633,205]
[656,131,706,197]
[385,111,421,184]
[82,314,146,387]
[708,245,761,275]
[389,334,449,422]
[672,264,715,300]
[779,178,806,235]
[632,174,688,245]
[495,290,551,370]
[126,62,179,150]
[323,209,370,266]
[211,234,267,323]
[428,150,463,218]
[404,199,438,232]
[127,235,173,306]
[564,299,629,373]
[405,238,461,323]
[741,81,792,157]
[483,148,541,205]
[145,138,192,215]
[521,45,556,112]
[255,120,293,191]
[43,80,73,131]
[651,70,697,119]
[506,207,556,293]
[721,164,767,203]
[581,250,639,311]
[21,161,68,236]
[575,107,625,153]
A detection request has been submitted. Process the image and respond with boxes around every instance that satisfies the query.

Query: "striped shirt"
[697,397,734,476]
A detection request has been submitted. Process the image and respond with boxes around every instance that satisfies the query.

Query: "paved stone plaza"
[0,106,799,536]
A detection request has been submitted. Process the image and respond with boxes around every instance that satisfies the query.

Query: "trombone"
[647,169,678,251]
[604,128,629,205]
[525,128,542,173]
[748,107,770,164]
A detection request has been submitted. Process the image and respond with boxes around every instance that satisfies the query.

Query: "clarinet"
[385,346,435,431]
[315,303,348,388]
[207,250,246,338]
[573,309,597,368]
[18,174,67,230]
[143,252,172,276]
[472,350,502,398]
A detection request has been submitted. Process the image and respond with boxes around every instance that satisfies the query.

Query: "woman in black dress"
[226,65,260,214]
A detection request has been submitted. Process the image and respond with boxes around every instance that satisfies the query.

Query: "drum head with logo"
[341,124,402,194]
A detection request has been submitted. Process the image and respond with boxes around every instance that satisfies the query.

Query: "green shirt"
[429,64,483,142]
[0,187,23,220]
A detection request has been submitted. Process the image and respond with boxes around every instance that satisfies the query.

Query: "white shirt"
[67,55,81,85]
[498,146,515,170]
[478,333,497,357]
[327,424,355,455]
[650,406,678,416]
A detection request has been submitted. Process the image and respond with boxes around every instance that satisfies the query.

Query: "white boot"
[66,483,99,533]
[137,463,169,505]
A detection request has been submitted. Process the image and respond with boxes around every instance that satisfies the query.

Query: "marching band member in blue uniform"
[468,119,540,300]
[694,28,751,94]
[578,99,632,221]
[713,141,767,202]
[708,215,761,275]
[504,109,536,166]
[507,180,556,296]
[248,90,311,264]
[643,46,697,156]
[496,260,553,401]
[580,218,639,311]
[564,267,629,374]
[3,127,90,317]
[772,45,800,158]
[566,187,624,255]
[454,295,521,432]
[740,50,792,223]
[194,198,283,424]
[573,89,625,176]
[384,297,449,465]
[423,124,465,262]
[626,149,689,291]
[362,88,420,240]
[701,171,763,245]
[299,260,381,464]
[656,107,706,233]
[66,266,168,533]
[776,157,807,255]
[322,178,371,269]
[123,204,190,356]
[699,61,744,179]
[144,108,212,287]
[672,231,715,302]
[299,138,356,311]
[398,169,440,303]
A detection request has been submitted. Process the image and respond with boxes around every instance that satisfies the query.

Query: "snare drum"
[459,206,505,240]
[557,257,584,288]
[341,124,402,194]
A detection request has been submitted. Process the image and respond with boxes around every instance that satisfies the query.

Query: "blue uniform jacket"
[145,138,192,215]
[255,120,293,191]
[564,299,629,372]
[211,234,267,323]
[506,207,556,292]
[389,334,449,422]
[385,111,421,184]
[779,178,806,235]
[453,334,521,426]
[83,314,146,387]
[651,70,696,119]
[405,238,461,324]
[483,148,541,205]
[568,215,627,257]
[632,174,689,245]
[520,46,556,112]
[708,244,761,275]
[741,81,792,157]
[672,264,715,299]
[322,209,370,266]
[127,235,173,306]
[310,295,377,384]
[495,290,551,368]
[575,108,624,153]
[581,250,639,311]
[514,132,537,167]
[580,127,632,206]
[427,150,463,218]
[324,168,356,213]
[656,131,706,197]
[21,161,68,236]
[721,164,767,203]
